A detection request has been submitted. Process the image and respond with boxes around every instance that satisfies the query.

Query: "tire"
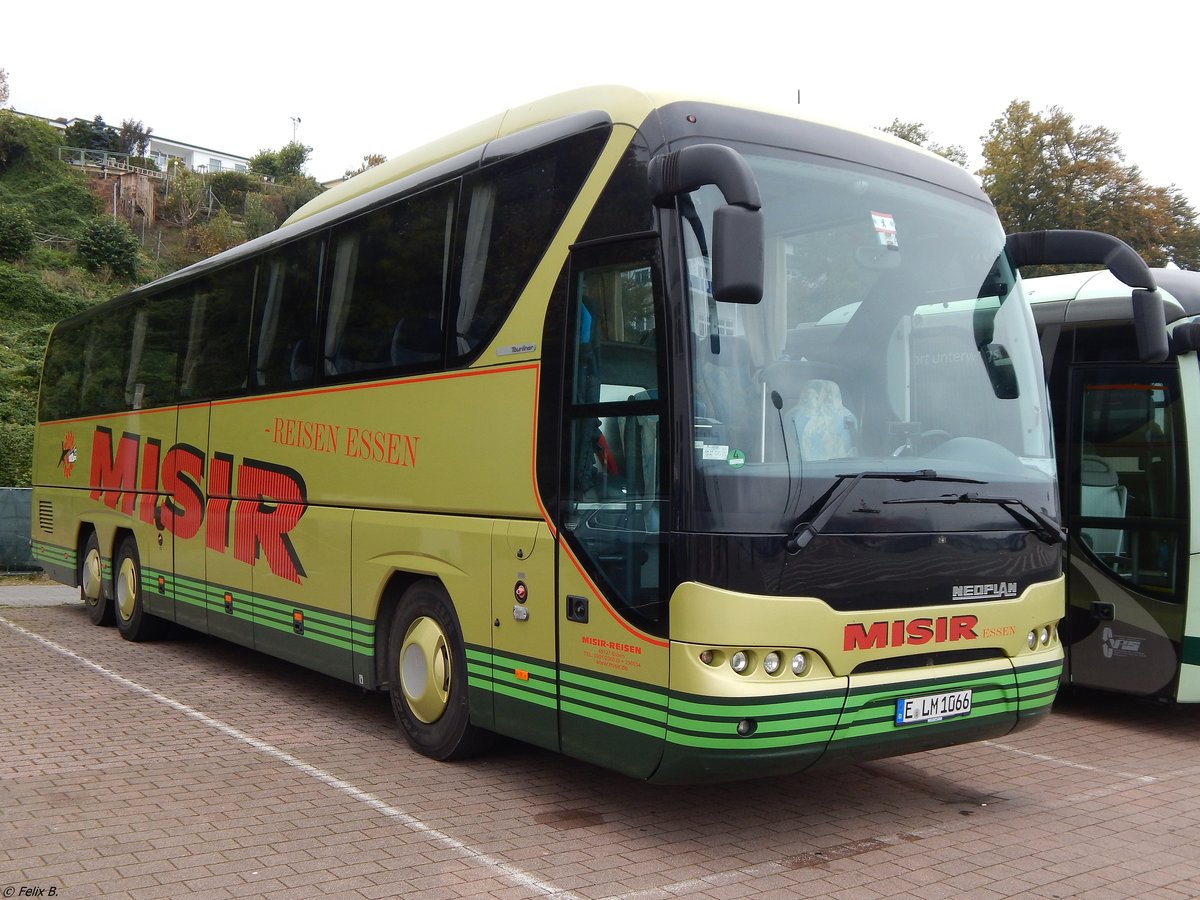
[387,580,491,761]
[80,531,113,626]
[113,536,166,643]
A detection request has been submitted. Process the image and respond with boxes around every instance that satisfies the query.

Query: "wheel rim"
[400,616,451,724]
[81,547,102,605]
[116,556,137,622]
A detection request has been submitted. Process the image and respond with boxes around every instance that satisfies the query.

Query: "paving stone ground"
[3,581,1200,899]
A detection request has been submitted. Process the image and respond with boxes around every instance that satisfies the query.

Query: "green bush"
[77,218,138,279]
[0,203,34,261]
[209,170,259,209]
[0,110,62,175]
[243,192,277,239]
[0,423,33,487]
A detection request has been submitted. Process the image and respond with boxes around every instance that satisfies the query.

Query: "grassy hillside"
[0,112,205,485]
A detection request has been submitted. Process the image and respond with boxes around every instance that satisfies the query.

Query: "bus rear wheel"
[387,580,490,761]
[81,531,113,626]
[113,536,165,643]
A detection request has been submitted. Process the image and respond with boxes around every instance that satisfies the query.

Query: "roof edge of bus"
[283,84,970,228]
[1024,266,1199,320]
[283,85,666,226]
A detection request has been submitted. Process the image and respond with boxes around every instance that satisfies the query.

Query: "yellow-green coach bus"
[32,87,1113,782]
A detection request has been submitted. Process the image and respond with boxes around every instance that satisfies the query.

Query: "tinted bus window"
[39,323,88,421]
[180,263,256,401]
[253,235,324,390]
[128,292,186,410]
[452,129,609,360]
[327,183,456,377]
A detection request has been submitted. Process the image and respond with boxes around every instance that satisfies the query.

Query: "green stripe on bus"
[141,566,373,655]
[560,700,666,738]
[668,691,844,720]
[560,684,668,725]
[1181,636,1200,667]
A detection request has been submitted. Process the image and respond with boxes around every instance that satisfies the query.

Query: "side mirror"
[712,204,764,303]
[1005,230,1168,363]
[1172,322,1200,354]
[650,144,764,304]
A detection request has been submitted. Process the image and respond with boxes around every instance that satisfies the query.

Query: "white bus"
[1028,264,1199,701]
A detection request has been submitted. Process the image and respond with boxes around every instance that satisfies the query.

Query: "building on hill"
[14,111,251,175]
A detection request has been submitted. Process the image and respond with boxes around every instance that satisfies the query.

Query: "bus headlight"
[763,651,781,675]
[1027,630,1038,650]
[791,652,808,675]
[730,651,749,674]
[1040,626,1051,647]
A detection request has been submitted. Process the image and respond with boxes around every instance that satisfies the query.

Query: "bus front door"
[1065,366,1189,699]
[552,241,671,779]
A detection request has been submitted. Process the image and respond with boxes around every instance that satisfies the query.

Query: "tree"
[0,203,34,261]
[249,140,312,180]
[64,115,119,152]
[242,192,276,239]
[192,208,241,257]
[0,109,61,173]
[344,153,387,179]
[0,68,9,106]
[979,100,1200,268]
[118,119,153,157]
[77,217,138,279]
[164,161,208,228]
[879,119,968,167]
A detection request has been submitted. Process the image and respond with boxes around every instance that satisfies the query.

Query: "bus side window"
[127,292,185,410]
[39,325,88,421]
[181,263,255,400]
[325,184,455,379]
[254,235,323,390]
[452,128,608,362]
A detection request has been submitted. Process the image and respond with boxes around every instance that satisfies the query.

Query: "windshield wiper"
[786,470,985,554]
[883,492,1067,545]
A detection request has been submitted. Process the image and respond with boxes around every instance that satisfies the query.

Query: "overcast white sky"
[5,0,1199,207]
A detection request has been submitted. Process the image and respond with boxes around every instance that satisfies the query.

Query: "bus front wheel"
[387,581,490,761]
[113,536,165,643]
[81,531,113,626]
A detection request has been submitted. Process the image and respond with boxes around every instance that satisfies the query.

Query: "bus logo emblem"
[58,431,77,478]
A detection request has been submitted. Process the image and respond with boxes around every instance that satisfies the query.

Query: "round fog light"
[763,652,781,675]
[699,649,715,666]
[791,652,807,675]
[730,651,749,674]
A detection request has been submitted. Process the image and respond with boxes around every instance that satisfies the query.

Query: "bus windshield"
[684,148,1052,533]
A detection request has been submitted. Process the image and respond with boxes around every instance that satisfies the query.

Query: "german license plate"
[895,689,972,725]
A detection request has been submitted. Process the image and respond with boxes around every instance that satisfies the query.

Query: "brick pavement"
[2,582,1200,898]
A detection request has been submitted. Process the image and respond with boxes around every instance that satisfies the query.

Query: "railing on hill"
[57,147,165,181]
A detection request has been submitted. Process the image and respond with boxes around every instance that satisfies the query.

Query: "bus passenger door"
[489,520,558,751]
[1064,365,1189,698]
[554,240,671,779]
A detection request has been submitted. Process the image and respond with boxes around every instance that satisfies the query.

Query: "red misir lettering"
[844,615,979,651]
[89,428,139,515]
[233,460,307,584]
[85,427,308,584]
